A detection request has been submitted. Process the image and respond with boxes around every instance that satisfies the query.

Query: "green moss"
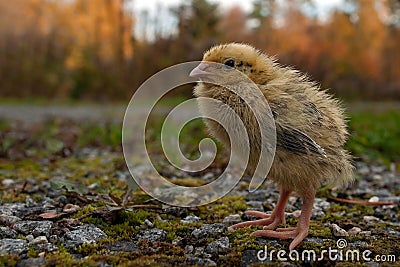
[102,221,137,241]
[27,246,39,258]
[0,254,19,267]
[199,196,247,221]
[72,204,98,219]
[119,210,151,226]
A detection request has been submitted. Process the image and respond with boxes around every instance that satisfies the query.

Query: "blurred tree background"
[0,0,399,101]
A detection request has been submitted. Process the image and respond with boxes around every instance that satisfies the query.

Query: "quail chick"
[190,43,353,250]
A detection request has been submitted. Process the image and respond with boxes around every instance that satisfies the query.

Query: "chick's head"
[198,43,277,85]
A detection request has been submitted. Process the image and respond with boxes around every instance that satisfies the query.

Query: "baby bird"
[190,43,353,250]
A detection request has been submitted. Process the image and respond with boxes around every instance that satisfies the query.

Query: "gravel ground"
[0,152,399,266]
[0,104,399,266]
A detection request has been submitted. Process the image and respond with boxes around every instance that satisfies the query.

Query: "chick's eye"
[224,59,235,68]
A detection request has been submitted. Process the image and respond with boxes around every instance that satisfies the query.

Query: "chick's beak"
[190,62,214,78]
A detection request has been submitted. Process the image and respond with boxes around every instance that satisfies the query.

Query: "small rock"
[0,203,29,218]
[372,174,382,181]
[185,245,194,254]
[363,216,380,224]
[368,196,379,203]
[87,183,99,190]
[26,235,34,242]
[1,179,15,187]
[314,198,331,211]
[185,255,217,267]
[63,204,81,213]
[371,165,385,173]
[49,235,58,244]
[348,241,369,248]
[223,214,242,226]
[292,210,302,218]
[348,227,362,236]
[241,249,265,266]
[104,241,140,252]
[29,236,48,246]
[13,220,53,238]
[0,226,17,239]
[34,243,58,253]
[329,223,349,237]
[181,215,201,224]
[64,224,107,248]
[191,223,227,239]
[194,246,205,257]
[245,201,264,211]
[0,214,22,226]
[172,236,184,246]
[311,208,325,219]
[304,237,324,245]
[0,239,28,255]
[206,237,229,256]
[25,197,37,207]
[16,258,46,267]
[136,228,166,243]
[144,219,153,228]
[356,164,370,175]
[359,231,371,236]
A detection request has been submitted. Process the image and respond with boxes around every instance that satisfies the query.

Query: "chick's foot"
[230,188,291,230]
[253,189,316,251]
[252,226,308,251]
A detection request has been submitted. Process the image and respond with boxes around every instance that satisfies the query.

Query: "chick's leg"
[230,187,291,230]
[252,188,316,251]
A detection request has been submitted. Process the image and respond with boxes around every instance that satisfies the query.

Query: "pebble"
[1,179,15,187]
[144,219,154,228]
[185,245,194,254]
[191,223,227,239]
[16,258,46,267]
[63,204,81,213]
[0,239,28,256]
[87,183,99,190]
[0,203,33,218]
[314,198,331,211]
[181,215,201,224]
[363,216,380,224]
[34,243,58,253]
[12,220,53,238]
[360,231,372,236]
[329,223,349,237]
[348,241,369,248]
[29,236,48,246]
[49,235,58,244]
[292,210,302,218]
[26,235,34,242]
[63,224,107,248]
[222,214,242,226]
[368,196,379,202]
[172,236,184,246]
[185,255,217,267]
[0,226,17,239]
[136,228,166,243]
[205,237,229,256]
[104,241,140,252]
[0,214,22,226]
[241,250,265,266]
[245,201,264,211]
[348,227,362,236]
